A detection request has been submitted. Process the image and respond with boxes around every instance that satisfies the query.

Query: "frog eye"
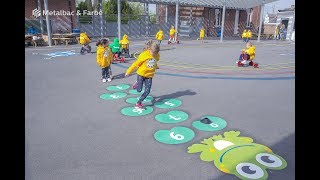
[256,153,283,168]
[236,163,264,179]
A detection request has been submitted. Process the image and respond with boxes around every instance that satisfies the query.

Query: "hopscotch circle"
[121,106,154,117]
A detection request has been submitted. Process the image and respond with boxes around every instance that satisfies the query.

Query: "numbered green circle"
[155,110,189,124]
[100,92,127,100]
[121,106,154,116]
[106,84,130,91]
[126,96,153,104]
[154,126,195,144]
[192,116,227,132]
[154,98,182,109]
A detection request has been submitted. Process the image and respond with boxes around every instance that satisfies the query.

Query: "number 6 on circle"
[170,132,184,140]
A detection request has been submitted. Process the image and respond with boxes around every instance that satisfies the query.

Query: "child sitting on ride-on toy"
[236,42,258,68]
[109,38,125,63]
[79,32,91,54]
[119,34,130,57]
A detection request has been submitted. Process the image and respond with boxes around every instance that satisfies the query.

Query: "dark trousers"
[101,66,110,79]
[239,53,250,61]
[114,51,121,57]
[136,75,152,104]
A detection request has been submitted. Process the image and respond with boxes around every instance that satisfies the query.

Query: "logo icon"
[32,8,41,18]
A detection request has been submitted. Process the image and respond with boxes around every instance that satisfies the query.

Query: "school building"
[155,5,262,37]
[25,0,78,33]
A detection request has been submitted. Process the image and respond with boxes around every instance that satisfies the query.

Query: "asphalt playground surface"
[25,39,295,180]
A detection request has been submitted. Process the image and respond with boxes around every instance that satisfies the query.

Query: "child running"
[155,29,164,45]
[241,29,247,42]
[199,27,205,43]
[96,38,113,82]
[236,42,258,68]
[169,26,176,43]
[125,42,160,109]
[132,40,154,89]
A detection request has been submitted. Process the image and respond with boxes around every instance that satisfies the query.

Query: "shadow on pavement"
[152,89,197,103]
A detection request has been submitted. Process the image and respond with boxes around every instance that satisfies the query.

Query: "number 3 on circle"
[170,132,184,140]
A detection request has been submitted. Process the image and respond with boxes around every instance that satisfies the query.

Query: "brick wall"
[156,4,254,37]
[25,0,78,33]
[263,24,276,34]
[251,6,261,31]
[238,10,248,34]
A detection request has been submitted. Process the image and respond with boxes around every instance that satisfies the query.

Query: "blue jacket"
[28,27,38,35]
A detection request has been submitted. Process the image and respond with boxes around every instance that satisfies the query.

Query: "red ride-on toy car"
[237,60,259,68]
[236,52,259,68]
[168,33,180,44]
[113,54,126,63]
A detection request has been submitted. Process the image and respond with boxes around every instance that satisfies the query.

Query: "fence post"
[99,0,103,38]
[220,0,226,42]
[257,0,265,42]
[174,0,179,41]
[43,0,52,46]
[37,0,44,34]
[117,0,121,40]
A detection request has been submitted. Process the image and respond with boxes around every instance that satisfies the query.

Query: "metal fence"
[25,19,48,34]
[25,13,276,40]
[77,14,249,39]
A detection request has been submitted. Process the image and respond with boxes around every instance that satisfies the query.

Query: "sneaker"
[107,78,111,82]
[102,78,107,83]
[133,81,138,89]
[110,75,113,79]
[253,63,259,68]
[135,103,143,109]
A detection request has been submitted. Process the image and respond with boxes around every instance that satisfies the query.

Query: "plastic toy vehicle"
[168,34,180,44]
[237,60,259,68]
[113,54,126,63]
[80,44,91,55]
[188,130,287,179]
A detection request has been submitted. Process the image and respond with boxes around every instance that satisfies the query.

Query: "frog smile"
[219,144,255,163]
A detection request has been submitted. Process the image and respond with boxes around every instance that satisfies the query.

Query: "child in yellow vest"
[169,26,176,42]
[241,29,247,42]
[155,29,164,45]
[119,34,130,55]
[199,27,205,43]
[236,42,258,68]
[96,38,113,82]
[79,32,91,54]
[125,42,160,109]
[131,40,155,89]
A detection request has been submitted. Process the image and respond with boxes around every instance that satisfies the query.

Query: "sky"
[264,0,295,14]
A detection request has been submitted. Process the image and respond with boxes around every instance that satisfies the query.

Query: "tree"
[77,1,92,23]
[77,2,89,12]
[85,0,93,11]
[102,0,144,22]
